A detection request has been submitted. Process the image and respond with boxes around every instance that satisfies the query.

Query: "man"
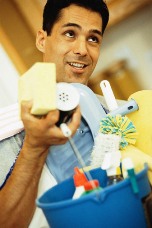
[0,0,109,227]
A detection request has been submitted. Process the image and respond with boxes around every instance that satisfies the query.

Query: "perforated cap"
[57,83,80,111]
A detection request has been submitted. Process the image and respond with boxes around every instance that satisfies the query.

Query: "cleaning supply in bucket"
[91,133,123,186]
[100,134,123,186]
[101,83,152,183]
[100,79,138,118]
[122,157,139,194]
[72,167,88,199]
[97,114,139,186]
[60,123,96,188]
[106,167,123,186]
[81,179,102,196]
[100,80,118,112]
[101,110,152,185]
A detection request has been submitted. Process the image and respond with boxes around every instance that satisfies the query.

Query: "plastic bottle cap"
[73,167,88,187]
[84,180,99,191]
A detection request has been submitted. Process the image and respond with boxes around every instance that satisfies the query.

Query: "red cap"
[73,167,88,187]
[84,180,99,191]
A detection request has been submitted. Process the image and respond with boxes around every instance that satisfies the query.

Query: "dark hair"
[43,0,109,35]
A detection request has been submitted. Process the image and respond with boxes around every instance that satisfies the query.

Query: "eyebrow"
[62,23,102,37]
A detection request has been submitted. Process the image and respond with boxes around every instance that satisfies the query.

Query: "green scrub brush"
[99,114,138,150]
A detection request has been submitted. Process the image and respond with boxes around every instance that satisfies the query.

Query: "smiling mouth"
[68,62,87,69]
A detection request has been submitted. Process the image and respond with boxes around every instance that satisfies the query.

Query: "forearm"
[0,145,48,228]
[0,104,81,227]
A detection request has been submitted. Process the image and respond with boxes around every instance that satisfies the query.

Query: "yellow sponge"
[18,62,57,115]
[127,90,152,157]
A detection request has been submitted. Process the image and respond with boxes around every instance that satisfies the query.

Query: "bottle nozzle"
[73,167,88,187]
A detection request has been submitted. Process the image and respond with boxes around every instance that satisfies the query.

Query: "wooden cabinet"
[0,0,42,75]
[88,60,142,100]
[106,0,152,28]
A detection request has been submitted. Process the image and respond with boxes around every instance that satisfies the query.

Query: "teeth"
[69,62,85,68]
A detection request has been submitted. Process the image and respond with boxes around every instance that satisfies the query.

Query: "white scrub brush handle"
[100,80,118,111]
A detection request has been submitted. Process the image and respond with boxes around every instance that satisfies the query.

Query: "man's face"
[37,5,103,85]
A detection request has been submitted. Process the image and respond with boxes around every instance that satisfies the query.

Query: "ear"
[36,30,47,53]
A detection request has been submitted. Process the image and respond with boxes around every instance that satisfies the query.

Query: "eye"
[64,30,75,38]
[88,36,99,43]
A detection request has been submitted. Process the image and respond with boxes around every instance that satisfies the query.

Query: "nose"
[73,38,88,56]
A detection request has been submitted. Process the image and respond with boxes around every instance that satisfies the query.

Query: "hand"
[21,101,81,154]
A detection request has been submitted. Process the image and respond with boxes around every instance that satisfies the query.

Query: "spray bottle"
[72,167,88,199]
[91,133,123,186]
[101,134,123,186]
[81,179,102,196]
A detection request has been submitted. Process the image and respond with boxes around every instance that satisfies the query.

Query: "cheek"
[88,45,100,61]
[91,49,100,65]
[51,45,68,62]
[56,37,73,53]
[44,47,61,63]
[44,45,53,62]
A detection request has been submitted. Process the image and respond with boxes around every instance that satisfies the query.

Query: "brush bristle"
[90,133,120,168]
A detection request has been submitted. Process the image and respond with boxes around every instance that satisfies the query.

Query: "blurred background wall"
[89,1,152,99]
[0,0,152,107]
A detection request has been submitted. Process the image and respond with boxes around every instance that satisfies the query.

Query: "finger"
[21,100,33,112]
[47,124,67,139]
[45,109,60,126]
[49,138,68,145]
[21,100,33,120]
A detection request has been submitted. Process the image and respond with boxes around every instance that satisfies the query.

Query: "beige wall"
[94,4,152,90]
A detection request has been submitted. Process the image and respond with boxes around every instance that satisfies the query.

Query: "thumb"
[21,100,33,119]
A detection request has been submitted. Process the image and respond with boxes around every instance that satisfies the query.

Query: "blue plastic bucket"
[37,165,151,228]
